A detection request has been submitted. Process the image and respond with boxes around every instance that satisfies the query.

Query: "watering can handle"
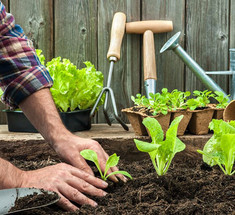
[143,30,157,81]
[126,20,173,34]
[107,12,126,61]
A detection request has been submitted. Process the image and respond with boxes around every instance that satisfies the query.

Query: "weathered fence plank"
[185,0,229,94]
[1,0,8,11]
[97,0,141,123]
[230,0,235,49]
[142,0,185,93]
[54,0,98,69]
[9,0,53,62]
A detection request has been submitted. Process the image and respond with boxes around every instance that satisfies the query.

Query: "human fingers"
[70,168,108,189]
[101,152,127,182]
[57,145,95,176]
[67,174,107,197]
[57,193,79,212]
[58,183,98,208]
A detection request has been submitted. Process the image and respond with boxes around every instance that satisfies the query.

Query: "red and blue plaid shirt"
[0,1,53,108]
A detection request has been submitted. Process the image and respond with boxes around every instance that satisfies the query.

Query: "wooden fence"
[0,0,234,124]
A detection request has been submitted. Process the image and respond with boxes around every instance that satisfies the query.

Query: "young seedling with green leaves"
[148,88,171,115]
[169,89,191,110]
[131,93,149,107]
[80,149,132,180]
[211,91,230,109]
[134,115,185,176]
[186,90,214,110]
[197,119,235,175]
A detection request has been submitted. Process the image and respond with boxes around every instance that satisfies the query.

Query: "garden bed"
[0,124,233,215]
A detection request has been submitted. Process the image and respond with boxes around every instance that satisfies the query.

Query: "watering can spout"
[160,32,229,100]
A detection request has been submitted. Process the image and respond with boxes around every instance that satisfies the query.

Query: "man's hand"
[19,89,126,182]
[52,134,127,183]
[20,163,108,211]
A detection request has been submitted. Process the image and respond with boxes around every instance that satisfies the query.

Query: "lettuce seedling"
[211,91,230,109]
[169,89,191,110]
[197,119,235,175]
[134,115,185,176]
[80,149,132,180]
[148,88,171,115]
[131,93,149,107]
[186,90,214,110]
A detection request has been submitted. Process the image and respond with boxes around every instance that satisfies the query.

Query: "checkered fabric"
[0,1,53,108]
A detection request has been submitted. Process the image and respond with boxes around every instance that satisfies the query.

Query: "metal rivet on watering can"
[160,32,234,101]
[223,100,235,121]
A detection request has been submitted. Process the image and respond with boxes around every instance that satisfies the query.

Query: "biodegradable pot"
[170,109,192,136]
[212,108,224,120]
[5,109,91,133]
[223,100,235,121]
[122,107,147,136]
[188,108,214,135]
[207,104,224,120]
[140,112,171,136]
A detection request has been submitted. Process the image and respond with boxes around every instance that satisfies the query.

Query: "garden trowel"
[0,188,59,214]
[143,30,157,98]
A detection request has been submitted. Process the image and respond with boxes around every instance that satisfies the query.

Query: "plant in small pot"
[122,88,172,136]
[1,50,104,133]
[168,89,192,135]
[209,91,230,120]
[187,90,214,135]
[121,94,150,136]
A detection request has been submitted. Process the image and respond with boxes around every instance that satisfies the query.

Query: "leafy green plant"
[148,88,171,115]
[134,115,185,176]
[0,88,3,97]
[37,50,104,112]
[211,91,230,109]
[186,90,214,110]
[80,149,132,180]
[131,93,149,107]
[197,119,235,175]
[169,89,191,110]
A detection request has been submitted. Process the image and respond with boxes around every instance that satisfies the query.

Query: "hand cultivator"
[90,12,129,131]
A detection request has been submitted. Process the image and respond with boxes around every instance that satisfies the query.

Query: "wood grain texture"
[142,0,185,93]
[54,0,98,69]
[231,0,235,48]
[97,0,141,123]
[9,0,53,62]
[185,0,229,94]
[1,0,8,11]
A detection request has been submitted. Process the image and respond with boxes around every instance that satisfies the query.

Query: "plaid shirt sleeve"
[0,1,53,109]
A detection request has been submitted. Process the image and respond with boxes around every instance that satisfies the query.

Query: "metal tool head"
[0,188,59,214]
[160,31,181,53]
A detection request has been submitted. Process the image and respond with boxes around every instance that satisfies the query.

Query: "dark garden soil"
[9,189,59,212]
[9,155,235,215]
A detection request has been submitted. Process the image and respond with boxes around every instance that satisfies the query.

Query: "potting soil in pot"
[10,155,235,215]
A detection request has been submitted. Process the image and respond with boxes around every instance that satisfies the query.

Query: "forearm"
[0,158,23,189]
[18,88,71,148]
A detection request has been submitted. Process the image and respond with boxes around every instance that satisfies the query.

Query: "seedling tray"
[5,109,91,133]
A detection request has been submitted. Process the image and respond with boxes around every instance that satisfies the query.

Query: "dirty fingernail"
[102,181,108,187]
[103,191,108,196]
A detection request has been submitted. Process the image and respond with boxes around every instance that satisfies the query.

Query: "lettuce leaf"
[41,52,104,112]
[197,119,235,175]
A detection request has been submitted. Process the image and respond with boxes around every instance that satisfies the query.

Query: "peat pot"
[170,109,192,136]
[188,108,214,135]
[4,109,91,133]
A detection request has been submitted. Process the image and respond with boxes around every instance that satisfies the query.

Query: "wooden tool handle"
[107,12,126,60]
[126,20,173,34]
[143,30,157,81]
